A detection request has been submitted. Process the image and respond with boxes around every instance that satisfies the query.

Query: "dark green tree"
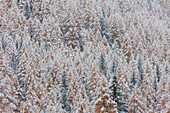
[99,53,107,77]
[152,76,157,111]
[44,41,50,51]
[16,36,23,52]
[156,64,160,82]
[109,62,128,113]
[1,37,7,53]
[137,55,144,88]
[129,71,136,94]
[9,36,23,74]
[111,60,117,74]
[24,2,31,20]
[131,72,136,87]
[99,8,111,46]
[165,65,168,74]
[153,76,157,92]
[134,50,137,60]
[60,71,71,112]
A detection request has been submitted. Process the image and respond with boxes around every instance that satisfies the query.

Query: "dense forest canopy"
[0,0,169,112]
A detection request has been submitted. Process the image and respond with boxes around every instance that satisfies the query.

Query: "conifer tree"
[24,2,31,20]
[73,85,93,113]
[147,0,152,11]
[99,8,108,38]
[131,71,136,87]
[137,55,144,88]
[95,76,117,113]
[153,76,157,92]
[0,47,21,112]
[165,65,168,74]
[60,71,71,112]
[109,18,122,55]
[109,18,121,44]
[8,36,23,74]
[156,64,160,82]
[99,53,108,78]
[152,76,158,112]
[142,76,157,112]
[134,50,137,60]
[85,71,99,102]
[129,71,137,94]
[109,71,128,112]
[0,0,169,112]
[128,85,147,113]
[16,49,29,104]
[157,69,169,112]
[111,60,117,74]
[1,37,7,53]
[0,74,21,112]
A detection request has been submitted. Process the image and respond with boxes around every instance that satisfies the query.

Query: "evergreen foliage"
[153,76,157,92]
[131,71,136,87]
[60,71,71,112]
[1,37,7,53]
[156,64,160,82]
[165,65,168,74]
[0,0,169,112]
[109,67,128,112]
[134,50,137,60]
[99,53,107,77]
[129,71,136,94]
[16,52,29,103]
[99,8,111,47]
[111,60,117,74]
[148,0,152,11]
[24,2,31,20]
[44,41,50,51]
[9,52,21,74]
[137,55,144,88]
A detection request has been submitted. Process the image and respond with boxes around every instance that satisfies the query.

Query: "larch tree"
[94,76,117,113]
[0,73,21,112]
[21,58,41,113]
[109,18,121,49]
[122,35,132,64]
[141,76,157,113]
[0,0,169,113]
[73,84,93,113]
[67,72,79,106]
[0,46,19,112]
[85,67,101,103]
[128,85,147,113]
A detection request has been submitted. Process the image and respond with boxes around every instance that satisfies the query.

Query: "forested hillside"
[0,0,169,112]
